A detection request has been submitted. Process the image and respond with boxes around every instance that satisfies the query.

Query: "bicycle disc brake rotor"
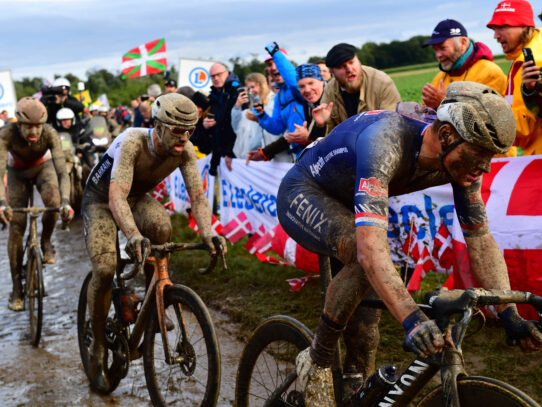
[175,339,196,376]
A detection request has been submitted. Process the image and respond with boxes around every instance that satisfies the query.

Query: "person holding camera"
[203,62,240,175]
[41,77,85,132]
[487,0,542,155]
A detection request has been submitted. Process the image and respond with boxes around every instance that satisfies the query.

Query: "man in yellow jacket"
[422,19,507,109]
[488,0,542,156]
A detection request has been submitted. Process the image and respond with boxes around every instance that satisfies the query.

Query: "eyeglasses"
[210,71,227,79]
[157,119,195,137]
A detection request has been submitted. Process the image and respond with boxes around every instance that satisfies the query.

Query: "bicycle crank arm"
[263,372,298,407]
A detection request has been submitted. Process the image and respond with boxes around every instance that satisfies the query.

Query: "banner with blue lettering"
[166,154,215,214]
[218,158,292,232]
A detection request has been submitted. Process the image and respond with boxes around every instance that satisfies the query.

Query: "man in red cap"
[487,0,542,155]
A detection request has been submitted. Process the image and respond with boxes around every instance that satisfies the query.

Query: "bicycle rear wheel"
[417,376,540,407]
[143,284,220,407]
[77,271,126,393]
[235,315,313,407]
[27,246,44,347]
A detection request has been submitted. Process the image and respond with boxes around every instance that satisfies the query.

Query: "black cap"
[164,79,177,87]
[191,91,210,110]
[325,43,357,68]
[422,19,468,47]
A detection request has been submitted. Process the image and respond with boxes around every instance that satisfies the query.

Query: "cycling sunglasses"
[156,119,195,137]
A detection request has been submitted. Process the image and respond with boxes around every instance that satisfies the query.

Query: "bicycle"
[9,201,62,347]
[235,256,542,407]
[77,236,226,407]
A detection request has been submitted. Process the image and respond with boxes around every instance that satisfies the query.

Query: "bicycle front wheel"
[143,284,220,407]
[417,376,540,407]
[235,315,313,407]
[27,246,44,347]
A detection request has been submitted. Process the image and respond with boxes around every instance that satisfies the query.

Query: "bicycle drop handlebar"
[121,236,226,281]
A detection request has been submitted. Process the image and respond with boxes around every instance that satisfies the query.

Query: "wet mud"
[0,215,244,406]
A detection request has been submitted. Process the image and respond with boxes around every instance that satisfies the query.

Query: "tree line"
[14,35,435,106]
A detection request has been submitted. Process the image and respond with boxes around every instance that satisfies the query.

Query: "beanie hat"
[325,43,357,68]
[295,64,323,82]
[487,0,535,28]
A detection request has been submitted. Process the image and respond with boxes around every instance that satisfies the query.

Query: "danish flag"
[287,275,311,292]
[432,222,453,269]
[402,223,421,262]
[152,180,168,201]
[407,246,435,292]
[187,213,223,236]
[271,224,319,274]
[222,212,252,243]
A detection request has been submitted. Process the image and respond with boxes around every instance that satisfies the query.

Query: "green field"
[387,56,512,103]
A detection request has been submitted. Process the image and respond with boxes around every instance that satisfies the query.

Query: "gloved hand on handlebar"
[126,234,151,263]
[202,235,227,256]
[60,200,74,223]
[0,200,12,226]
[499,307,542,352]
[403,309,445,357]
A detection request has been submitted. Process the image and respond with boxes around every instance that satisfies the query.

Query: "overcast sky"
[0,0,529,82]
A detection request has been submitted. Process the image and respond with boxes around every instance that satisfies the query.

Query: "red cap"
[487,1,535,28]
[265,48,288,62]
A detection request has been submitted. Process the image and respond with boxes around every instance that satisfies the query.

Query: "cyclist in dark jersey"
[277,82,542,406]
[81,93,226,393]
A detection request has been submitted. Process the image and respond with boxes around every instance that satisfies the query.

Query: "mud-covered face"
[19,123,43,143]
[443,136,494,187]
[156,122,194,156]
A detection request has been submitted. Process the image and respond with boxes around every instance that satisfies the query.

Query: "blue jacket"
[256,50,304,157]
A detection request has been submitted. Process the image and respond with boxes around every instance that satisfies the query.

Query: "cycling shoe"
[42,241,57,264]
[87,347,111,394]
[296,347,336,407]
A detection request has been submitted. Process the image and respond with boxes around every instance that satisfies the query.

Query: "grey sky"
[0,0,524,81]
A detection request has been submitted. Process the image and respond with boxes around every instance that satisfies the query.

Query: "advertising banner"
[178,58,216,95]
[0,70,17,120]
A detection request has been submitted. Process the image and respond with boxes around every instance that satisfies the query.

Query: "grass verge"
[168,212,541,402]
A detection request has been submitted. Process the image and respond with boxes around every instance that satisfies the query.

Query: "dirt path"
[0,216,244,406]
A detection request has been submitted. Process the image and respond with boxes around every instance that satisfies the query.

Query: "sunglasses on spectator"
[210,71,227,79]
[157,120,195,137]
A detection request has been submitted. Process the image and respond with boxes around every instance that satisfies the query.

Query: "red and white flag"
[122,38,167,79]
[223,212,252,243]
[187,213,223,236]
[432,222,453,269]
[245,224,267,254]
[446,156,542,319]
[163,201,175,216]
[402,223,421,262]
[407,245,435,291]
[287,275,311,292]
[255,252,289,266]
[271,224,319,274]
[152,180,168,202]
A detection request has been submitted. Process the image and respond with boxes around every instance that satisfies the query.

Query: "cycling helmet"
[15,97,48,124]
[436,81,515,154]
[98,105,109,115]
[56,107,75,127]
[152,93,198,128]
[89,104,99,113]
[53,77,71,92]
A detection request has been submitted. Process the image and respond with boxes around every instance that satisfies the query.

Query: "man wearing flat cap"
[422,19,506,110]
[313,43,401,135]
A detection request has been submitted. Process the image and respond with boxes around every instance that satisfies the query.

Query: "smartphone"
[522,48,540,79]
[237,86,248,95]
[207,113,215,120]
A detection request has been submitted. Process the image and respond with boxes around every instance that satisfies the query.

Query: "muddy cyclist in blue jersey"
[277,81,542,407]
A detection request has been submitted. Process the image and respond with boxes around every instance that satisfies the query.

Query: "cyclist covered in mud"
[0,97,74,312]
[81,92,226,393]
[277,82,542,406]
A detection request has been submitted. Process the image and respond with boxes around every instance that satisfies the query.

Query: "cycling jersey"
[283,110,486,236]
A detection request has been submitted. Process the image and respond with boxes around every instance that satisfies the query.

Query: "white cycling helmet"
[56,107,75,127]
[53,77,71,93]
[89,104,99,113]
[98,105,109,114]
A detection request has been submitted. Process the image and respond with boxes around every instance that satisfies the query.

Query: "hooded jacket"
[430,41,507,96]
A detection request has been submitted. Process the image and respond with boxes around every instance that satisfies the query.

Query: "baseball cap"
[325,43,357,68]
[165,79,177,87]
[487,0,535,28]
[422,19,468,47]
[265,48,288,62]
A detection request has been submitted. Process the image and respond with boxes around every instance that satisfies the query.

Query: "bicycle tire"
[27,246,44,347]
[417,376,540,407]
[77,271,124,393]
[235,315,313,407]
[143,284,221,407]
